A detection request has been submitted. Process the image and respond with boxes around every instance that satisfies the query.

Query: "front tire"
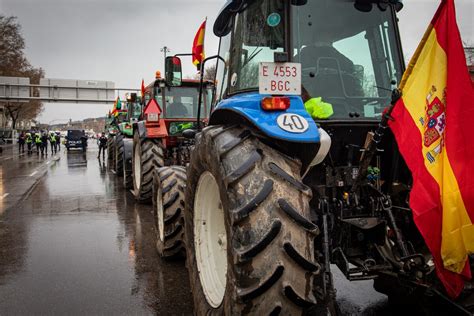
[132,131,164,203]
[185,125,320,315]
[123,157,133,190]
[152,166,186,258]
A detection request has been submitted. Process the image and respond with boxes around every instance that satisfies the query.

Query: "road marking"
[29,171,38,177]
[1,193,9,199]
[1,152,26,161]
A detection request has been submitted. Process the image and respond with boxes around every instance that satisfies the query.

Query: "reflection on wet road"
[0,143,400,315]
[0,144,193,315]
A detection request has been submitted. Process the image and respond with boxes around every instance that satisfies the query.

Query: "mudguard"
[211,92,320,143]
[135,120,168,139]
[123,138,133,171]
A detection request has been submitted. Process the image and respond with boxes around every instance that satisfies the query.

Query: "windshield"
[116,112,127,123]
[292,0,403,120]
[154,86,211,119]
[67,130,84,140]
[129,102,142,120]
[228,0,286,94]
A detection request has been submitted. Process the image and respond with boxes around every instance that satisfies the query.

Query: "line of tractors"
[103,0,473,315]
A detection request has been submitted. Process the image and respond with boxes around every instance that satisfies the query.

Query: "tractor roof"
[145,78,214,90]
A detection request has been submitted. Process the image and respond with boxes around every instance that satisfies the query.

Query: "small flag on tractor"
[116,97,122,110]
[192,19,206,70]
[388,0,474,299]
[111,97,121,116]
[141,79,145,98]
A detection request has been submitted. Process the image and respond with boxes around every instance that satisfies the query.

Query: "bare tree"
[0,16,29,76]
[204,64,217,81]
[0,15,44,129]
[189,64,218,81]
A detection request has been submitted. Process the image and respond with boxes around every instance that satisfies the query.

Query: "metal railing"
[0,77,139,104]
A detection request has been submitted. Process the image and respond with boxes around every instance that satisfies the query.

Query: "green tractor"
[105,107,127,170]
[113,94,143,189]
[131,74,214,258]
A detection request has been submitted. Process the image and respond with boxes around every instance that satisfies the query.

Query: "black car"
[65,130,87,152]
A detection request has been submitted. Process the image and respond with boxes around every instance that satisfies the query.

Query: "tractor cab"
[212,0,404,122]
[142,77,214,139]
[125,93,143,123]
[207,0,409,185]
[119,93,142,137]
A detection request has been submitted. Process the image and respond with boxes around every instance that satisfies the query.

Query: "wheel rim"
[194,171,227,308]
[134,144,141,189]
[156,184,164,242]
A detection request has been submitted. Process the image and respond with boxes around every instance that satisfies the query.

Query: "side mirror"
[165,56,183,87]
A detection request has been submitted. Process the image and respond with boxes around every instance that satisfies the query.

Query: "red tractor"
[131,72,214,258]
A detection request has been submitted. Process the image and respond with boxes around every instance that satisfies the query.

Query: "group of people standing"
[18,131,61,156]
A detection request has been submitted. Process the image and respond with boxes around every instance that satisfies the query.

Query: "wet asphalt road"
[0,142,399,315]
[0,143,192,315]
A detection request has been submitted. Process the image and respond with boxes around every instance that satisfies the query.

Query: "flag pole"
[351,88,402,193]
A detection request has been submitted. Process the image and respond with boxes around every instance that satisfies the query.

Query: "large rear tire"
[107,135,115,169]
[115,134,124,177]
[185,125,321,315]
[152,166,186,259]
[132,131,164,203]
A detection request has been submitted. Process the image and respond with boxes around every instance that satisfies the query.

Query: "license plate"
[259,62,301,96]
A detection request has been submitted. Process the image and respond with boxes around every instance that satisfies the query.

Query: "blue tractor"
[163,0,474,314]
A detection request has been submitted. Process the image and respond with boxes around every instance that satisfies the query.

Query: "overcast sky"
[0,0,472,124]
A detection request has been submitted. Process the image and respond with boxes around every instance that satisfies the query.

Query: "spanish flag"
[389,0,474,298]
[192,19,206,68]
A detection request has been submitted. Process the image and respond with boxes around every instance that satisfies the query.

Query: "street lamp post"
[160,46,171,68]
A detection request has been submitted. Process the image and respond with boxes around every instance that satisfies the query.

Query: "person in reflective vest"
[26,133,33,154]
[49,132,57,154]
[35,133,42,155]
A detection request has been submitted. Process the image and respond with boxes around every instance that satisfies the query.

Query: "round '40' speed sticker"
[276,113,309,133]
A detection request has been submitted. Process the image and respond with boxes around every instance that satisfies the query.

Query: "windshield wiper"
[243,47,263,68]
